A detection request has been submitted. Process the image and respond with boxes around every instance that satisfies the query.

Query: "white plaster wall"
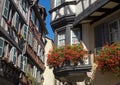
[76,0,97,16]
[51,4,75,21]
[43,38,55,85]
[66,5,76,15]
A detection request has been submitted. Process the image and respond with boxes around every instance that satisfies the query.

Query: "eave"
[74,0,120,25]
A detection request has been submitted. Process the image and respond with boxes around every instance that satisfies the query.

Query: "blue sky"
[39,0,54,40]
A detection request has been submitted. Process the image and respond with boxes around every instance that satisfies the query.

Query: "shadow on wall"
[91,70,120,85]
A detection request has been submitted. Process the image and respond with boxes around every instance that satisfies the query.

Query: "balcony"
[47,44,92,82]
[53,55,92,82]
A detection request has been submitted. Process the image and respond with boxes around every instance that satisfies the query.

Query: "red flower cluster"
[97,42,120,76]
[47,44,88,68]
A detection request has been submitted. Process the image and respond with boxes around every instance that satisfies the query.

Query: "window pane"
[2,0,10,19]
[55,0,61,7]
[14,12,19,31]
[109,21,119,42]
[71,29,81,44]
[23,24,28,39]
[0,48,3,57]
[58,32,65,46]
[31,10,35,23]
[0,38,4,57]
[36,19,39,31]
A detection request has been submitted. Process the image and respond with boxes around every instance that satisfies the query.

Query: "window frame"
[2,0,10,19]
[37,45,41,57]
[71,28,81,45]
[31,10,35,24]
[22,0,28,12]
[36,18,39,31]
[58,31,65,46]
[33,39,38,53]
[109,20,119,43]
[13,12,19,31]
[0,37,5,57]
[22,24,28,40]
[22,56,27,72]
[11,47,17,65]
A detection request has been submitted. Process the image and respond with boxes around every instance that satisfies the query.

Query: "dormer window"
[55,0,61,7]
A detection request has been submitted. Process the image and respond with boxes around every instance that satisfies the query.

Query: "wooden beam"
[110,0,120,3]
[97,8,111,12]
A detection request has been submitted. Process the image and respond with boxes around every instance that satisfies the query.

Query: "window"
[33,39,38,53]
[0,37,5,57]
[58,31,65,46]
[37,45,41,57]
[18,55,22,68]
[94,24,104,48]
[36,71,41,83]
[31,10,35,24]
[22,0,28,12]
[71,29,81,44]
[55,0,61,7]
[22,24,28,40]
[23,56,27,72]
[33,66,37,78]
[28,32,33,47]
[40,49,43,61]
[2,0,10,19]
[13,12,19,31]
[36,19,39,31]
[109,21,119,43]
[11,47,17,64]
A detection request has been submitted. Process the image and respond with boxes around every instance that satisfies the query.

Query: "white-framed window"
[37,45,41,57]
[58,31,65,46]
[13,12,19,31]
[55,0,61,7]
[22,24,28,40]
[11,47,17,64]
[18,54,22,68]
[0,37,5,57]
[36,19,39,31]
[71,29,81,45]
[23,56,27,72]
[32,66,37,78]
[33,39,38,53]
[109,20,119,43]
[36,71,41,83]
[2,0,10,19]
[31,10,35,24]
[28,32,33,47]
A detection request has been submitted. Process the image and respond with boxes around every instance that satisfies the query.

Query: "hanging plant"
[47,44,88,68]
[96,42,120,76]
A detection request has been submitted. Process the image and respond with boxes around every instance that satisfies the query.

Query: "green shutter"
[20,56,23,70]
[2,0,10,19]
[23,24,28,40]
[13,12,19,31]
[0,37,4,57]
